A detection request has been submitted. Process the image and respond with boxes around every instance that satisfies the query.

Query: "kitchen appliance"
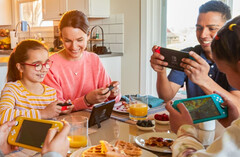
[90,25,111,55]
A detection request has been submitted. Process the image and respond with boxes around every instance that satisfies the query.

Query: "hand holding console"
[154,47,191,71]
[102,84,114,95]
[57,102,72,111]
[172,94,227,124]
[8,117,63,152]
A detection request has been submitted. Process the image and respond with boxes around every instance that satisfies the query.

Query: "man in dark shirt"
[150,1,240,111]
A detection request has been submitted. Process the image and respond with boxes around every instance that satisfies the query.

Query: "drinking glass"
[129,95,148,121]
[64,115,88,150]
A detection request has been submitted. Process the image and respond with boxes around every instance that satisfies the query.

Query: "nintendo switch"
[57,102,72,111]
[102,84,114,95]
[8,117,63,152]
[155,47,191,71]
[89,99,115,128]
[172,94,227,124]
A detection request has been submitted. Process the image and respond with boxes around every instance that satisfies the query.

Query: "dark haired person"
[43,10,121,111]
[166,15,240,157]
[150,1,240,111]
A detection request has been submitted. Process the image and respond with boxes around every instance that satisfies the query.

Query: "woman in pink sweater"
[43,10,121,111]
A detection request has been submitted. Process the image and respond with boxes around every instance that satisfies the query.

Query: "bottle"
[96,29,99,39]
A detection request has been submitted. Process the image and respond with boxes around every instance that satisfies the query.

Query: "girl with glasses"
[0,39,74,124]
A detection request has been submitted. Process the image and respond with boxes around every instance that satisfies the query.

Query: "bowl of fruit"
[136,120,155,131]
[154,113,169,125]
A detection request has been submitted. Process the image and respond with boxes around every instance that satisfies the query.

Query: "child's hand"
[214,91,239,127]
[40,100,62,119]
[42,120,70,157]
[0,121,19,155]
[61,100,74,114]
[165,101,193,134]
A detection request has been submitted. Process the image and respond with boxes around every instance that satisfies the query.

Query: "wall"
[110,0,140,95]
[88,14,124,53]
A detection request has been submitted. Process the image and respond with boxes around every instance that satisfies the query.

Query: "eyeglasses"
[21,60,53,71]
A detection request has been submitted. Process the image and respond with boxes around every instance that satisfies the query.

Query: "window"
[18,0,52,27]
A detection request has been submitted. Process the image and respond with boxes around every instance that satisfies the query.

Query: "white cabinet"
[0,0,12,25]
[42,0,110,20]
[100,56,121,88]
[0,65,7,92]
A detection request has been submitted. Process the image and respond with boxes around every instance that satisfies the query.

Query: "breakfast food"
[145,137,173,148]
[136,120,154,127]
[115,140,142,157]
[82,140,142,157]
[82,144,104,157]
[154,113,169,121]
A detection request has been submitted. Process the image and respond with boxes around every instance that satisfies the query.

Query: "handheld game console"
[155,47,192,71]
[8,117,63,152]
[172,94,227,124]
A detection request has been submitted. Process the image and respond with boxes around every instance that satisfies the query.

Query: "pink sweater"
[43,51,120,111]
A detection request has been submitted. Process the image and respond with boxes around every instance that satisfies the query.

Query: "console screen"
[183,97,220,121]
[16,120,52,148]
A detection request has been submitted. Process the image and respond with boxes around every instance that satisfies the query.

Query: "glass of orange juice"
[64,115,88,152]
[129,95,148,121]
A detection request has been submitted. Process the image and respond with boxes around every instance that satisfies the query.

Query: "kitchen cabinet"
[42,0,110,20]
[0,65,7,92]
[0,0,12,25]
[100,56,121,87]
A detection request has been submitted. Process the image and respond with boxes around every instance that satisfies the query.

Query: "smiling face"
[61,27,89,60]
[196,12,225,55]
[18,48,49,84]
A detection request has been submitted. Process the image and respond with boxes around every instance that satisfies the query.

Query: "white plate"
[70,145,157,157]
[154,119,169,125]
[135,132,177,153]
[113,102,129,113]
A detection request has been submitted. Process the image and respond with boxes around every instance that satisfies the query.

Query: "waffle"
[82,141,125,157]
[115,140,142,157]
[82,144,105,157]
[145,137,173,147]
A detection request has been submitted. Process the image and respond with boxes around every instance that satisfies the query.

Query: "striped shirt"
[0,80,57,124]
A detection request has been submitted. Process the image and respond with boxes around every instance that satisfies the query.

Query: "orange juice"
[68,135,87,148]
[129,103,148,120]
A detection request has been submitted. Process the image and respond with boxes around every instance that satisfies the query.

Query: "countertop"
[0,51,123,66]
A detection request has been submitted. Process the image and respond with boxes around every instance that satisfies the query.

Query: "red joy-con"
[155,47,161,53]
[61,106,67,111]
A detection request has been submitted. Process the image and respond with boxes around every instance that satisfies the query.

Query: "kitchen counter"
[0,52,123,66]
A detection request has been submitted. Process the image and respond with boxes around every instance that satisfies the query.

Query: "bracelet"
[84,95,93,107]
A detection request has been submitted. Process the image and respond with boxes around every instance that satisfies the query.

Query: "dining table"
[5,104,225,157]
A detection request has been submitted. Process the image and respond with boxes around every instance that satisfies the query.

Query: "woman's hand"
[42,121,70,157]
[181,51,210,86]
[40,100,62,119]
[85,88,111,105]
[165,102,193,134]
[0,120,19,155]
[214,91,239,127]
[109,81,120,98]
[150,45,168,72]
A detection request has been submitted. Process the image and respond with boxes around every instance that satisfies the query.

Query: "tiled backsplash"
[89,14,124,53]
[17,14,124,53]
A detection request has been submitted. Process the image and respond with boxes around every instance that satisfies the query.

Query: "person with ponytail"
[0,39,73,124]
[165,16,240,157]
[43,10,121,111]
